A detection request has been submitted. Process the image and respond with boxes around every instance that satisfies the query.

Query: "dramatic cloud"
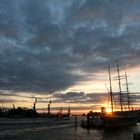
[0,0,140,93]
[52,92,108,104]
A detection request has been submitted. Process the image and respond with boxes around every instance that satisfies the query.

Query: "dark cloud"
[0,0,140,93]
[46,91,139,111]
[52,92,108,104]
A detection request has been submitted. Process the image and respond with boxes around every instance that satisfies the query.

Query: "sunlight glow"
[106,108,112,113]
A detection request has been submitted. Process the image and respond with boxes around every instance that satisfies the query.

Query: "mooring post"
[87,113,90,128]
[75,115,77,128]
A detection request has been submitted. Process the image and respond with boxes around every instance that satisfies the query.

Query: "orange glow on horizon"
[106,108,112,113]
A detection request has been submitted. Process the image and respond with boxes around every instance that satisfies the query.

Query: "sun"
[106,108,112,113]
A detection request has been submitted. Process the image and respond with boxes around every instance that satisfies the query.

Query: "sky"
[0,0,140,113]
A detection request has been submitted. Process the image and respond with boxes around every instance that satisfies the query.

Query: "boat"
[81,60,137,129]
[102,60,137,129]
[102,115,137,129]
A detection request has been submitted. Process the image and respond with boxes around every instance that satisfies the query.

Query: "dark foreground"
[0,117,139,140]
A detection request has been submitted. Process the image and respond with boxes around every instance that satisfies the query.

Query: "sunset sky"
[0,0,140,114]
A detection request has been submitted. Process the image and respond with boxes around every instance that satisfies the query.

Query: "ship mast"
[108,65,114,113]
[124,68,131,111]
[116,59,123,112]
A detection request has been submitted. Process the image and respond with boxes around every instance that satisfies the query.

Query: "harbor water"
[0,117,139,140]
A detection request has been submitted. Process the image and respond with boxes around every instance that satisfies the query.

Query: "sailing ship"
[102,59,137,128]
[81,60,137,129]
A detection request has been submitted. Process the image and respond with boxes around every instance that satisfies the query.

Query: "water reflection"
[0,118,139,140]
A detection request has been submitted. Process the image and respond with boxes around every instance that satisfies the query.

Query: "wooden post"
[75,115,77,128]
[87,113,90,128]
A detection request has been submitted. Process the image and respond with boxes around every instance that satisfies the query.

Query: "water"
[0,117,139,140]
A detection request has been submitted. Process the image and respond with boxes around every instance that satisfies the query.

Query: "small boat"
[81,111,137,129]
[102,115,137,129]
